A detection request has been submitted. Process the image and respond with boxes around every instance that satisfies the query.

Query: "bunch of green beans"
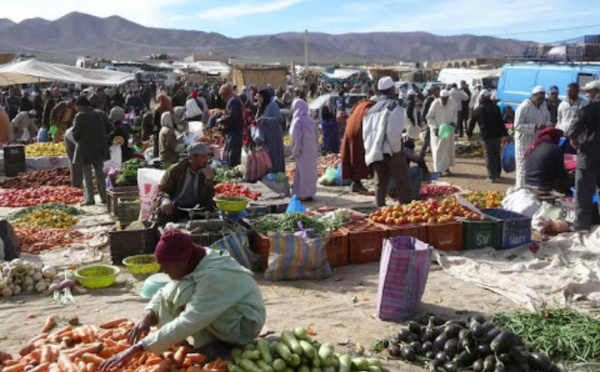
[493,308,600,364]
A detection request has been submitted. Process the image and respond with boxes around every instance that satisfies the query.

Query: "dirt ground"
[0,151,522,371]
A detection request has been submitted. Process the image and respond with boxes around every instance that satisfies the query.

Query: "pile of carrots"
[0,316,229,372]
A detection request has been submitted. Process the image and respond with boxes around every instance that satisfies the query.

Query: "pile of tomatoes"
[369,197,487,226]
[0,186,84,207]
[215,182,261,201]
[464,191,505,209]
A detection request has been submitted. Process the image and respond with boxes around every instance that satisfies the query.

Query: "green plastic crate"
[462,219,501,250]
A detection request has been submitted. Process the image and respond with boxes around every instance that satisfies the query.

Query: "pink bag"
[244,148,272,182]
[376,236,433,322]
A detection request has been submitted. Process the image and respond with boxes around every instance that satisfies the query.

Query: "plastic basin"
[139,273,170,299]
[123,254,161,275]
[564,154,577,171]
[74,265,119,289]
[213,196,249,213]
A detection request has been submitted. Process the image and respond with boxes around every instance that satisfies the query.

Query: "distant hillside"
[0,12,528,64]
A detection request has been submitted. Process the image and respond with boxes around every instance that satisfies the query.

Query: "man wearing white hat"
[467,90,507,182]
[566,80,600,231]
[513,86,552,189]
[426,89,458,175]
[362,76,412,206]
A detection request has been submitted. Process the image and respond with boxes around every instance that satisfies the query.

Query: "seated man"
[525,127,570,193]
[152,142,216,225]
[99,230,266,371]
[387,139,430,200]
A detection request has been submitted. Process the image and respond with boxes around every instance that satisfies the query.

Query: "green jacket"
[152,159,216,212]
[142,248,266,353]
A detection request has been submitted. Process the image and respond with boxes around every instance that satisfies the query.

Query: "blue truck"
[496,62,600,109]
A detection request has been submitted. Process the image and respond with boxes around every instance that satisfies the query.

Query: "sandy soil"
[0,152,523,371]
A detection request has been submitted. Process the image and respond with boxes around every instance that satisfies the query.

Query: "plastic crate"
[378,223,428,242]
[269,203,289,214]
[186,220,250,247]
[4,145,25,177]
[342,221,388,264]
[481,208,531,249]
[109,221,157,265]
[462,219,501,250]
[427,221,463,251]
[325,229,349,268]
[107,186,138,217]
[116,197,141,225]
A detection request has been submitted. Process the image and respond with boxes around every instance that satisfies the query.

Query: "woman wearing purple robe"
[289,99,319,201]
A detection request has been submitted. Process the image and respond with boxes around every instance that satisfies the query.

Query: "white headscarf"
[161,112,174,129]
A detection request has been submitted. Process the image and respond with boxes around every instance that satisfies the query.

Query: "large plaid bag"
[265,232,331,281]
[244,148,272,182]
[211,232,261,272]
[376,236,433,322]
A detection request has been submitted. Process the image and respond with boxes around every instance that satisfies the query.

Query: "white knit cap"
[480,89,491,98]
[377,76,394,91]
[532,86,545,94]
[440,89,450,98]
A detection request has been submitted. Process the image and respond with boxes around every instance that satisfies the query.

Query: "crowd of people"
[1,70,600,232]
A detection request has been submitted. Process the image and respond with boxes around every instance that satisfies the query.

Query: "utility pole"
[114,40,118,61]
[304,29,309,74]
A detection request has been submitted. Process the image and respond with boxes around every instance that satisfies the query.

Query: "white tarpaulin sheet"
[436,227,600,312]
[0,59,135,87]
[322,68,361,80]
[174,61,230,75]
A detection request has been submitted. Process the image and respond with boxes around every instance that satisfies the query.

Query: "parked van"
[438,68,501,89]
[496,62,600,109]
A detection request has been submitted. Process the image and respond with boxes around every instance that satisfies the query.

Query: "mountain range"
[0,12,529,65]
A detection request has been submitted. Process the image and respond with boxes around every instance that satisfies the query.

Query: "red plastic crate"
[377,223,428,242]
[427,221,463,251]
[342,221,389,264]
[325,229,349,267]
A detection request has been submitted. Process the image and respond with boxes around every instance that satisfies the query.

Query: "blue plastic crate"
[481,208,531,249]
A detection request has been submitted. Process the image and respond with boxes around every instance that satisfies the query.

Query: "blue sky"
[4,0,600,42]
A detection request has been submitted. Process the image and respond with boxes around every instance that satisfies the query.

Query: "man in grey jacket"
[72,96,114,205]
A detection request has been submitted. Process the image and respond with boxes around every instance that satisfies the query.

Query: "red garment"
[154,229,206,265]
[341,99,375,180]
[525,127,564,157]
[242,108,255,147]
[191,90,198,99]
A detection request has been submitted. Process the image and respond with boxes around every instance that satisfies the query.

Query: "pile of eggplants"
[384,316,560,372]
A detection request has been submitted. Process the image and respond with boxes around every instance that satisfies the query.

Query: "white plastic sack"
[103,144,122,172]
[188,121,204,138]
[501,189,541,218]
[137,168,166,221]
[144,148,154,162]
[241,147,248,167]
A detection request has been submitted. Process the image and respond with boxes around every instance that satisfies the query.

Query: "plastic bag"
[501,188,541,217]
[251,124,265,144]
[439,123,454,139]
[502,141,516,173]
[318,167,337,186]
[104,144,122,172]
[285,195,306,213]
[335,163,352,186]
[137,168,166,220]
[265,232,331,281]
[377,236,433,322]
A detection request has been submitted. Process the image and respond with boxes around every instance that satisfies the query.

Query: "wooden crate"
[107,186,138,217]
[427,221,463,251]
[342,221,388,264]
[109,221,157,265]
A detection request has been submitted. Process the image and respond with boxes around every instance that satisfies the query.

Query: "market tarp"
[436,227,600,312]
[322,68,362,80]
[0,59,135,87]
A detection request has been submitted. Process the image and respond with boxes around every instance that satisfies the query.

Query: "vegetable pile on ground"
[456,143,484,157]
[0,259,63,297]
[115,158,149,186]
[0,168,71,189]
[0,317,228,372]
[285,163,297,183]
[25,142,67,157]
[379,315,559,372]
[0,186,84,207]
[15,227,88,254]
[494,308,600,366]
[214,166,243,184]
[253,213,343,235]
[419,185,460,198]
[370,198,486,226]
[464,191,505,209]
[12,210,79,229]
[228,327,378,372]
[215,182,261,200]
[197,128,225,147]
[7,204,84,221]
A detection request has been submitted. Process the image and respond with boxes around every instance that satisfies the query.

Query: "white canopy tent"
[0,59,135,87]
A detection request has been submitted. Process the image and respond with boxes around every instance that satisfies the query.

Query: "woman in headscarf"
[50,100,76,143]
[289,99,319,201]
[320,105,340,153]
[159,112,179,165]
[255,89,285,173]
[108,105,133,162]
[154,94,174,158]
[525,127,568,193]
